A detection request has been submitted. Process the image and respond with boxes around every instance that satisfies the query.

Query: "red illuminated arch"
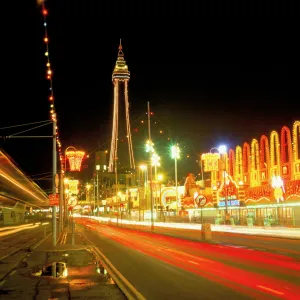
[260,135,270,170]
[281,126,292,178]
[242,142,250,183]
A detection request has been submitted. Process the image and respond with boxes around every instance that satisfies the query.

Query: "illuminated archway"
[235,146,243,182]
[259,135,269,182]
[251,139,260,186]
[293,120,300,179]
[280,125,292,179]
[270,130,280,177]
[242,142,250,184]
[228,149,235,177]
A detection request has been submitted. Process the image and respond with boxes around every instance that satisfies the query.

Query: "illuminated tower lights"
[108,40,135,172]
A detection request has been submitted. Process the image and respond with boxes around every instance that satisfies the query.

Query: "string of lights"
[38,0,63,164]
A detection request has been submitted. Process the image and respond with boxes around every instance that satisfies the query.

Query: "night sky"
[1,1,298,191]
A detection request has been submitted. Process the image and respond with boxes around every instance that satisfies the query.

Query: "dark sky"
[1,1,298,190]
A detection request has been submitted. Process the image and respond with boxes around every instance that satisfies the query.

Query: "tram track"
[0,224,50,283]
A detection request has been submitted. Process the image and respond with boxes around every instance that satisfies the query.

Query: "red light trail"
[79,218,300,299]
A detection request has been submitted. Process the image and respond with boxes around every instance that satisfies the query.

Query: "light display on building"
[201,153,220,172]
[67,180,79,195]
[66,151,85,171]
[201,121,300,209]
[271,176,285,203]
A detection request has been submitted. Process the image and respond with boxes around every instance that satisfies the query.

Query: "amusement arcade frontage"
[193,121,300,226]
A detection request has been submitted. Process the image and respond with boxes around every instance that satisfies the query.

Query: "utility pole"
[96,165,100,217]
[59,169,64,233]
[52,117,57,247]
[93,177,96,216]
[147,101,154,230]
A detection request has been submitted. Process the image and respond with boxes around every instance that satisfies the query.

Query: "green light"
[145,140,154,153]
[171,145,180,159]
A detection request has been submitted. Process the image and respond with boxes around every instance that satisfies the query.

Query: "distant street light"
[96,165,100,217]
[171,144,180,215]
[210,145,228,217]
[151,152,161,179]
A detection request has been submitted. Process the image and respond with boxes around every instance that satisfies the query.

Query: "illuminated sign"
[219,200,240,207]
[271,176,285,203]
[201,153,220,172]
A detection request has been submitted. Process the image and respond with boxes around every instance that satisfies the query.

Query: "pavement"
[0,225,126,300]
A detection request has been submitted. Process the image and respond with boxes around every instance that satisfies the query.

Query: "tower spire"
[118,38,123,56]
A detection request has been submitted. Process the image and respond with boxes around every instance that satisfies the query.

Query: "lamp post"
[157,173,163,221]
[171,144,180,215]
[151,152,161,180]
[86,184,91,214]
[52,116,57,247]
[96,165,100,217]
[64,178,69,226]
[218,145,228,216]
[139,164,147,221]
[146,101,154,230]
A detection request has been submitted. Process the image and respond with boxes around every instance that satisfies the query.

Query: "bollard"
[201,223,212,241]
[44,226,47,237]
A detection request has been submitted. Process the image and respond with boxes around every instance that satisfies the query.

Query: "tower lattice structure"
[108,41,135,173]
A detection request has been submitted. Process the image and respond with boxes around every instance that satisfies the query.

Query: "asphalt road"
[142,226,300,258]
[77,218,300,300]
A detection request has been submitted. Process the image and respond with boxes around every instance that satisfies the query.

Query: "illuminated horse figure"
[271,176,285,203]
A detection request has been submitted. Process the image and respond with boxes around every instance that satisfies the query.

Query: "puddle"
[0,289,15,294]
[94,260,115,284]
[32,262,68,278]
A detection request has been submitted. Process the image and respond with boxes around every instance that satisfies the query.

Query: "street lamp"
[171,144,180,215]
[96,165,100,217]
[139,164,147,221]
[86,184,91,214]
[151,152,161,179]
[145,139,154,230]
[218,145,229,218]
[157,174,163,220]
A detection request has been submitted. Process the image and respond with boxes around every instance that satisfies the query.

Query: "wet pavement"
[0,226,127,300]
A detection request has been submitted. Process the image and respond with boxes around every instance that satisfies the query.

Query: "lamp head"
[218,145,227,154]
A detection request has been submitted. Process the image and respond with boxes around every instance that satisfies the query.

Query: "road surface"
[77,218,300,300]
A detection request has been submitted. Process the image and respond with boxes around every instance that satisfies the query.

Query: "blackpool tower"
[108,41,135,173]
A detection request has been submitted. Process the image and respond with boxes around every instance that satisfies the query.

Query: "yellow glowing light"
[139,164,147,171]
[201,153,220,172]
[66,151,85,171]
[235,145,243,181]
[157,174,163,181]
[68,180,79,195]
[269,131,280,178]
[293,121,300,162]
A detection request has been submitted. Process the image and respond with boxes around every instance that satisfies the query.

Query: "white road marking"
[257,285,284,295]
